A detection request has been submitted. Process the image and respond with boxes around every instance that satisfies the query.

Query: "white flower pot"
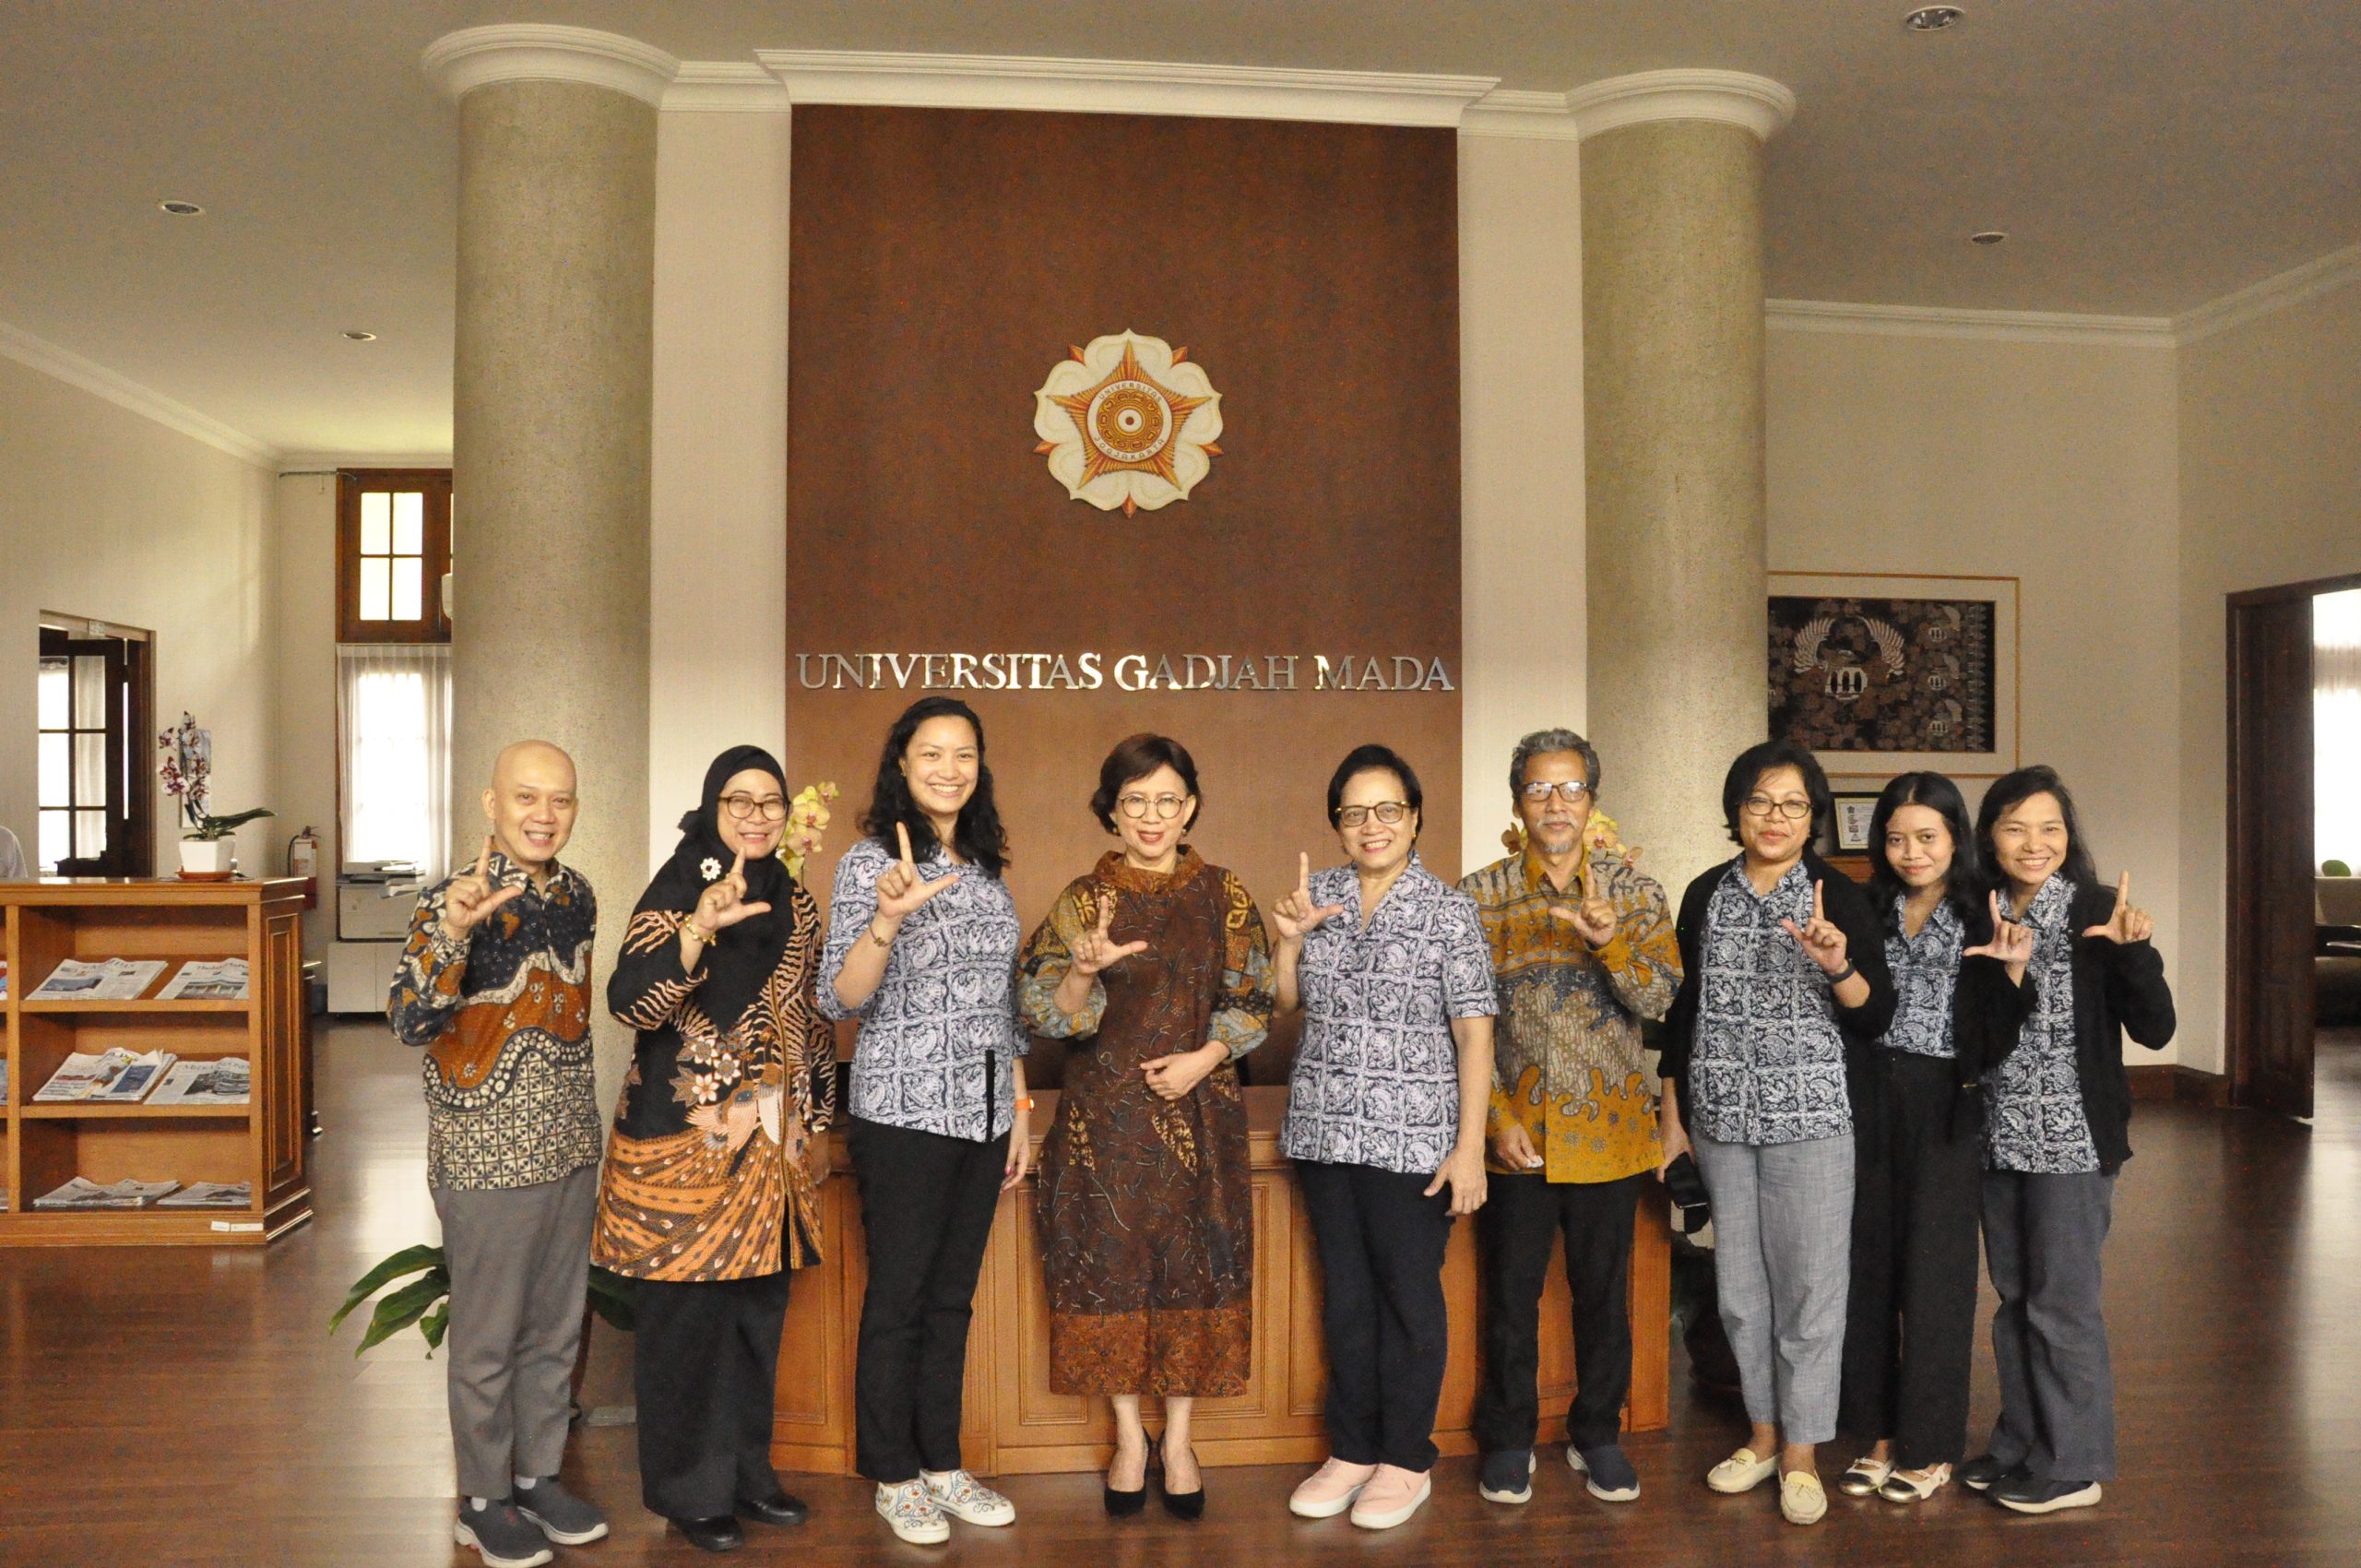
[179,837,235,876]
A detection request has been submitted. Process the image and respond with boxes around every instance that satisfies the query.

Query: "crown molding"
[278,452,453,473]
[421,25,680,107]
[2174,242,2361,346]
[663,61,792,113]
[1460,88,1582,141]
[752,49,1496,125]
[0,321,278,467]
[1766,299,2176,348]
[1565,69,1795,141]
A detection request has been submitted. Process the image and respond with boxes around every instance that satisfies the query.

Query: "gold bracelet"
[683,920,718,948]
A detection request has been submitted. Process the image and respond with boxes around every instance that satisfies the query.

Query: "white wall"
[272,471,339,954]
[0,354,278,875]
[647,109,793,868]
[1766,326,2185,1062]
[2177,287,2361,1072]
[1458,130,1585,873]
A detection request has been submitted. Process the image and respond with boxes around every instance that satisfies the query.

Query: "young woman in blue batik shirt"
[819,697,1033,1547]
[1657,740,1896,1527]
[1833,772,2035,1507]
[1959,765,2174,1516]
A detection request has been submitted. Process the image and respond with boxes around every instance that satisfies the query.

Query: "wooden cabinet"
[0,878,311,1245]
[770,1086,1669,1476]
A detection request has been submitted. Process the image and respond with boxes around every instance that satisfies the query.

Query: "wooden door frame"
[2225,569,2361,1108]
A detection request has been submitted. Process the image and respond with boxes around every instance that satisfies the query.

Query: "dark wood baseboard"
[2128,1063,2232,1106]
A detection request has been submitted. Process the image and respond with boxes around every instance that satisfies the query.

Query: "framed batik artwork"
[1768,572,2020,778]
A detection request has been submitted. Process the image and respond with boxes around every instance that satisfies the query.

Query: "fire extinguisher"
[288,826,321,908]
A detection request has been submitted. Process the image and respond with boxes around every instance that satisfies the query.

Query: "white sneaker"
[876,1479,950,1544]
[922,1467,1016,1526]
[1347,1465,1432,1530]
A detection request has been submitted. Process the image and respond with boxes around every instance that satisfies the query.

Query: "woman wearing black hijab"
[593,746,839,1553]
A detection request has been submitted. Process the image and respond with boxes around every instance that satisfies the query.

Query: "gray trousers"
[1694,1132,1854,1445]
[1981,1169,2117,1481]
[432,1165,599,1499]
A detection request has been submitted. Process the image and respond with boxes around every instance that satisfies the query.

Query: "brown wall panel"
[785,107,1462,937]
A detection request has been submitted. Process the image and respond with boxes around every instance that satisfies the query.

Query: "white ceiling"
[4,1,2357,457]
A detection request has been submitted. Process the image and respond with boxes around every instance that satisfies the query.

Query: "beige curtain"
[336,643,453,883]
[2318,588,2361,871]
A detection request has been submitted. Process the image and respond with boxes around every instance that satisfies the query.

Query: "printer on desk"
[328,861,423,1010]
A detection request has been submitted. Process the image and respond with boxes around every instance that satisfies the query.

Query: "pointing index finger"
[1097,892,1118,932]
[476,836,495,880]
[1298,851,1311,895]
[896,821,916,868]
[2113,872,2130,914]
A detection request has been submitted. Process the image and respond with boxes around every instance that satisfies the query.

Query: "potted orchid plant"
[160,712,272,877]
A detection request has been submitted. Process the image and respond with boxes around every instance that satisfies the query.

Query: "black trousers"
[1298,1160,1455,1473]
[634,1270,792,1520]
[848,1115,1009,1483]
[1837,1051,1985,1467]
[1474,1170,1645,1455]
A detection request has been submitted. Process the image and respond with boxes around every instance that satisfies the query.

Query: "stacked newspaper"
[157,1181,253,1209]
[33,1049,140,1101]
[32,1177,182,1209]
[30,957,167,1001]
[158,957,250,1002]
[89,1050,177,1103]
[148,1056,251,1107]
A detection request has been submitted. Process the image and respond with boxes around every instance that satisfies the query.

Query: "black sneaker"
[514,1477,609,1545]
[1569,1443,1641,1503]
[1992,1476,2102,1515]
[454,1499,554,1568]
[1959,1453,2017,1491]
[1477,1448,1536,1504]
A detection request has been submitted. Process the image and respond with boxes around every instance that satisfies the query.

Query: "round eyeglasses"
[1117,793,1190,821]
[1741,794,1812,821]
[1336,802,1410,828]
[718,793,789,822]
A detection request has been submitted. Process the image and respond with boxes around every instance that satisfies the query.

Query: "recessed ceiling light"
[1969,231,2007,245]
[341,329,378,341]
[158,200,204,216]
[1904,6,1965,30]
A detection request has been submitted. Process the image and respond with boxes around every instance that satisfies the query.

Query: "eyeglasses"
[1741,794,1812,821]
[1336,802,1410,828]
[1118,793,1190,821]
[1521,780,1592,804]
[718,793,788,822]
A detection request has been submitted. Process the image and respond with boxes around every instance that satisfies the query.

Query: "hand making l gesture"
[1548,856,1619,947]
[1964,888,2035,970]
[1070,892,1148,978]
[874,822,961,927]
[1781,879,1852,976]
[1269,852,1347,944]
[2081,873,2153,944]
[690,849,773,940]
[439,837,523,943]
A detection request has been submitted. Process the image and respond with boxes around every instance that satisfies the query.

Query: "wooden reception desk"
[770,1085,1670,1477]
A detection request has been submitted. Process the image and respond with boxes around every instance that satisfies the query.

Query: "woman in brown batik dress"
[1018,734,1274,1520]
[594,745,837,1554]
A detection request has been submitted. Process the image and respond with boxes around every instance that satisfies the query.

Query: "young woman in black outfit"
[1834,772,2035,1504]
[1961,765,2175,1515]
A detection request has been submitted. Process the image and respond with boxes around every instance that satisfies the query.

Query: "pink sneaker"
[1347,1464,1432,1529]
[1288,1457,1376,1518]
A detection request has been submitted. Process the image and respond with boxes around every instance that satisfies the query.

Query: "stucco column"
[424,27,676,1106]
[1578,72,1795,888]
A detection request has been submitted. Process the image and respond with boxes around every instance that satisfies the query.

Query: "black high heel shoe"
[1105,1445,1148,1516]
[1160,1444,1205,1520]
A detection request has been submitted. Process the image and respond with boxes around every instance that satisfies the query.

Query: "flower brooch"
[700,857,722,881]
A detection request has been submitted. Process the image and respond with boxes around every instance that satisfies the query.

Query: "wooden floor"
[1,1024,2355,1567]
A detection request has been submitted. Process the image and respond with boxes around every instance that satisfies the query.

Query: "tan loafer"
[1880,1462,1952,1503]
[1837,1455,1893,1496]
[1705,1447,1778,1494]
[1780,1469,1829,1526]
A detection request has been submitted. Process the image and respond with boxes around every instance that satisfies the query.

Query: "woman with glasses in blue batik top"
[1658,740,1896,1527]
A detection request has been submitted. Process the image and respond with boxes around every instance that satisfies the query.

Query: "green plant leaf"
[354,1271,451,1357]
[198,806,275,837]
[419,1301,450,1358]
[328,1244,447,1333]
[586,1265,638,1334]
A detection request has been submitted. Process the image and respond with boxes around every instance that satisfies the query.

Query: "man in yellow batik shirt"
[1457,728,1680,1511]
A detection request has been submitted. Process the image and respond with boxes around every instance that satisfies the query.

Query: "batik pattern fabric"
[593,879,838,1282]
[1017,849,1273,1396]
[1281,853,1497,1176]
[1882,896,1966,1060]
[388,852,601,1191]
[818,836,1026,1142]
[1688,859,1854,1147]
[1986,875,2100,1174]
[1460,847,1680,1184]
